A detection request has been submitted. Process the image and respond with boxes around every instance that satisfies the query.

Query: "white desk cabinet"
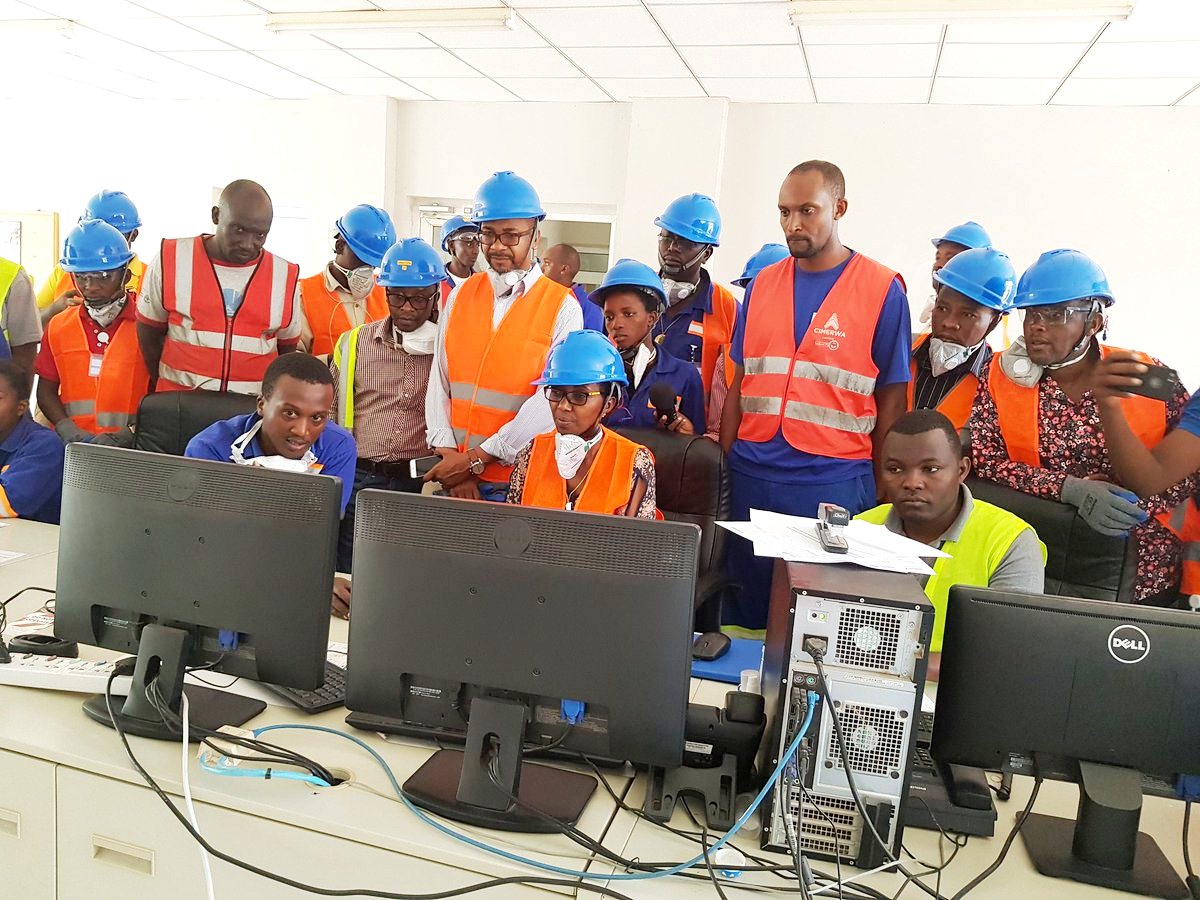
[0,749,56,900]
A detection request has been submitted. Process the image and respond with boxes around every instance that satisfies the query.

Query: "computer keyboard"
[0,653,133,694]
[261,659,346,714]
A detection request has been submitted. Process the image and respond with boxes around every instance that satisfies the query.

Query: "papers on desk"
[0,550,25,566]
[717,509,948,576]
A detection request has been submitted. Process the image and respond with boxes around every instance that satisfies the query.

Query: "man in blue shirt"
[720,161,912,632]
[543,243,604,333]
[0,360,64,524]
[185,352,356,515]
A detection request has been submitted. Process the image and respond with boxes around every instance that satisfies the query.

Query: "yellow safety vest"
[0,257,23,352]
[856,499,1045,653]
[332,324,364,430]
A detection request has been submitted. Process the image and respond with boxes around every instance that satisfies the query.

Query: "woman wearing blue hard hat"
[38,190,146,328]
[508,330,657,519]
[439,214,480,306]
[971,249,1195,606]
[591,260,705,436]
[911,248,1014,431]
[299,203,396,360]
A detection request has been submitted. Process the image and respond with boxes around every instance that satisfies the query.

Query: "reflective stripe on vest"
[1161,499,1200,595]
[989,343,1166,467]
[46,304,149,434]
[739,254,895,459]
[159,236,299,394]
[521,427,642,515]
[332,324,364,430]
[299,273,387,358]
[857,499,1045,652]
[444,272,567,483]
[907,333,979,431]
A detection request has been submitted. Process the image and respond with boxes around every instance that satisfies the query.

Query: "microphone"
[649,382,678,425]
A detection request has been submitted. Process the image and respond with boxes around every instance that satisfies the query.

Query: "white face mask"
[333,262,376,300]
[624,342,655,387]
[554,429,604,480]
[928,336,983,378]
[396,319,437,356]
[229,418,319,473]
[84,296,126,328]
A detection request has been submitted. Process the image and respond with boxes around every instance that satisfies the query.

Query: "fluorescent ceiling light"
[787,0,1135,24]
[266,9,515,34]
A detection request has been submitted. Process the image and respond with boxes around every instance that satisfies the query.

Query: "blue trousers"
[722,468,876,630]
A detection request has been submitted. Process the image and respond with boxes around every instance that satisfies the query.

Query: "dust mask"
[230,418,319,473]
[85,296,126,329]
[554,429,604,480]
[928,337,982,378]
[661,279,697,307]
[333,262,376,300]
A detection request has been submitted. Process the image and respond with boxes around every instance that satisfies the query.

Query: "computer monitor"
[345,490,699,832]
[931,586,1200,899]
[54,443,340,741]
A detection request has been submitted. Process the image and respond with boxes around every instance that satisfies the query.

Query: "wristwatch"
[467,452,486,476]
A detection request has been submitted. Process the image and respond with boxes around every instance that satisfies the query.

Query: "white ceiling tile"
[454,47,579,78]
[166,48,324,83]
[1073,41,1200,78]
[506,0,637,6]
[250,0,376,10]
[598,76,705,99]
[946,21,1102,43]
[650,2,796,46]
[132,0,257,14]
[0,0,54,18]
[1103,0,1200,42]
[255,48,382,79]
[930,77,1059,105]
[1052,76,1197,106]
[402,76,517,101]
[187,15,329,50]
[681,44,805,78]
[812,76,928,103]
[650,0,780,4]
[567,46,689,78]
[314,30,434,50]
[259,79,340,99]
[372,0,505,6]
[17,0,151,17]
[703,76,813,102]
[938,42,1085,79]
[1176,83,1200,104]
[805,42,937,78]
[320,75,430,98]
[495,77,607,101]
[436,23,547,49]
[78,16,230,51]
[800,23,942,45]
[349,47,480,78]
[520,6,666,47]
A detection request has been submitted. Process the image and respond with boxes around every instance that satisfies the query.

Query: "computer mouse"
[692,631,732,662]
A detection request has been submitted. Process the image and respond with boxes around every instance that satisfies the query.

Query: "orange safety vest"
[521,427,644,515]
[738,254,897,460]
[45,302,149,434]
[989,344,1167,466]
[444,273,566,483]
[299,272,387,357]
[440,278,453,311]
[689,281,739,396]
[158,237,299,394]
[1165,499,1200,596]
[908,332,979,430]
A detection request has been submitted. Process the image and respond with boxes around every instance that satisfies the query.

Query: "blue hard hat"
[335,204,397,268]
[588,258,666,309]
[1013,249,1114,309]
[733,243,790,287]
[378,238,446,288]
[440,215,479,251]
[933,248,1016,312]
[534,330,628,387]
[82,190,141,234]
[655,193,722,246]
[472,171,545,223]
[60,219,135,273]
[931,221,992,251]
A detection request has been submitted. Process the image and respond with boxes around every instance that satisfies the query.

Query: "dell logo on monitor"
[1108,625,1150,664]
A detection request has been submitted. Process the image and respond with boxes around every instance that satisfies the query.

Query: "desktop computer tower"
[759,560,934,866]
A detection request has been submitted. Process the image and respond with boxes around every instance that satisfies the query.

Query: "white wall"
[3,93,1199,381]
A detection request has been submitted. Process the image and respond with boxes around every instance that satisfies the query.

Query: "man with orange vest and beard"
[720,161,912,631]
[424,171,583,502]
[910,247,1015,430]
[36,219,148,447]
[136,179,302,394]
[299,204,396,360]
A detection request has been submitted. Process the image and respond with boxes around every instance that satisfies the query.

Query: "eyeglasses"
[1020,304,1095,327]
[479,228,535,248]
[72,269,124,283]
[658,232,704,253]
[450,234,480,246]
[544,386,603,406]
[386,289,438,309]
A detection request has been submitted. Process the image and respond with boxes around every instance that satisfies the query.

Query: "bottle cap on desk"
[739,668,760,694]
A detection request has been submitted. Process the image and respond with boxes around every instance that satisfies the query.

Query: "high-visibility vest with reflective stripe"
[1165,499,1200,595]
[158,237,299,395]
[0,258,20,359]
[908,332,979,430]
[41,257,146,311]
[444,273,566,483]
[521,427,643,515]
[45,303,149,434]
[299,272,387,358]
[332,324,364,430]
[989,343,1167,466]
[693,281,739,396]
[738,254,897,459]
[439,277,453,311]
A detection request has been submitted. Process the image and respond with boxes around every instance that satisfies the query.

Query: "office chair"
[134,389,258,456]
[612,426,733,630]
